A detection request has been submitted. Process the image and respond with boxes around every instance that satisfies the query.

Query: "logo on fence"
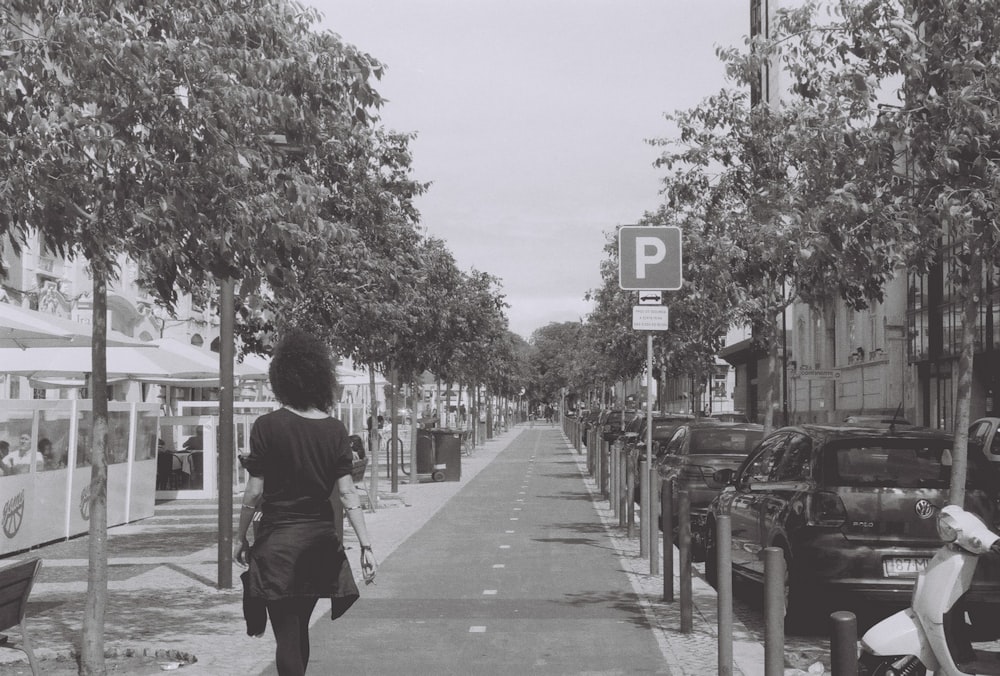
[2,488,25,539]
[80,485,91,521]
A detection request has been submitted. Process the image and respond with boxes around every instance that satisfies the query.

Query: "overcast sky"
[310,1,750,340]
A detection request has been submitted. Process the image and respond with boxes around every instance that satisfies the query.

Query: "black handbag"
[241,570,268,636]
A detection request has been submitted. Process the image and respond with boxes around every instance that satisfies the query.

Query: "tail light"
[806,491,847,527]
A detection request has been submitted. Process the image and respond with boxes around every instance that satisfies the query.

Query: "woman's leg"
[296,597,318,670]
[267,597,318,676]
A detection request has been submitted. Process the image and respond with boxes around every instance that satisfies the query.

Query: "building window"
[33,388,46,400]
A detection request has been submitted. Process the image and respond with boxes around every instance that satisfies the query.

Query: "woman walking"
[235,330,377,676]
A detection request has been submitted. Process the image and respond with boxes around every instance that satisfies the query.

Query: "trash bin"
[415,429,439,478]
[432,429,462,482]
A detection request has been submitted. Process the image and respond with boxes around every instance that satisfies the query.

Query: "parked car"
[579,409,602,446]
[843,414,912,426]
[969,417,1000,467]
[600,408,638,444]
[656,421,764,554]
[629,413,697,502]
[701,424,1000,629]
[707,411,751,423]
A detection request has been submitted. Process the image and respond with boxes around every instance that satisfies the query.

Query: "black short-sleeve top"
[243,408,354,519]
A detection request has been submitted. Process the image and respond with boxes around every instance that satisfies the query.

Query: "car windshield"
[689,429,762,454]
[822,438,985,489]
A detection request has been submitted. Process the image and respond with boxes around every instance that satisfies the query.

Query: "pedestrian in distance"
[235,329,377,676]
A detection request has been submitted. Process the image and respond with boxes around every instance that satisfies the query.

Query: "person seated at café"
[0,440,9,476]
[38,437,66,471]
[1,433,33,475]
[182,432,203,451]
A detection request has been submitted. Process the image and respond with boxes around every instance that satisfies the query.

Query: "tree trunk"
[949,248,981,505]
[761,317,782,437]
[81,268,109,675]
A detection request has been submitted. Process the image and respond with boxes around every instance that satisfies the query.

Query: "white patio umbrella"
[0,302,142,348]
[0,343,222,381]
[149,338,269,383]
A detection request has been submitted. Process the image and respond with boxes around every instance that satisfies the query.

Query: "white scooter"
[858,504,1000,676]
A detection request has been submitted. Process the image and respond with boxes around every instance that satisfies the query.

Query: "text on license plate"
[883,557,929,577]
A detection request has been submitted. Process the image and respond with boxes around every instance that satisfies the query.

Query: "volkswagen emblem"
[914,499,937,520]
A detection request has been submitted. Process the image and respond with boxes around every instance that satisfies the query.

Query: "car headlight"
[937,509,959,542]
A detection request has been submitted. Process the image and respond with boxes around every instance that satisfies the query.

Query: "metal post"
[649,468,659,575]
[830,611,858,676]
[639,459,648,555]
[626,453,636,537]
[618,447,629,530]
[662,478,673,602]
[601,439,609,498]
[717,516,733,676]
[610,444,619,518]
[678,488,692,633]
[763,547,785,676]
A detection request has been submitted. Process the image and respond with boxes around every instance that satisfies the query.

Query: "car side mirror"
[713,468,735,485]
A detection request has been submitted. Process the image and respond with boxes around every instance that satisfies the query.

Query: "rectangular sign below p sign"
[632,306,669,331]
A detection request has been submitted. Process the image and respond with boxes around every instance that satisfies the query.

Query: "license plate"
[882,557,929,577]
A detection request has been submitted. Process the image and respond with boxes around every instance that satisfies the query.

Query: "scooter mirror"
[938,504,1000,554]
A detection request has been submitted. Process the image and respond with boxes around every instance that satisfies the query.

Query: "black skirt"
[247,517,359,620]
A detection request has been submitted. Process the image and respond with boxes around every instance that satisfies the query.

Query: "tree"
[1,0,387,670]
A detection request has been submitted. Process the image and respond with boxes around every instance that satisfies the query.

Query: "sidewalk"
[0,424,789,675]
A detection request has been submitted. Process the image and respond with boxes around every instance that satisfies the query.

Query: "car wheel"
[704,519,718,589]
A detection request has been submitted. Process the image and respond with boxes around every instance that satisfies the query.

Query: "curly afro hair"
[267,330,337,412]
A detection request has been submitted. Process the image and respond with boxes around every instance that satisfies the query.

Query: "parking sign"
[618,226,682,290]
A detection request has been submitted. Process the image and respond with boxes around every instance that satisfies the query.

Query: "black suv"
[703,424,1000,627]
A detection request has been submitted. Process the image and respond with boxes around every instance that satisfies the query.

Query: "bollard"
[649,467,659,575]
[763,547,785,676]
[830,611,858,676]
[610,444,618,517]
[678,488,692,633]
[716,516,733,676]
[601,439,610,499]
[587,428,593,475]
[626,453,636,538]
[661,478,674,602]
[617,448,628,528]
[639,459,648,554]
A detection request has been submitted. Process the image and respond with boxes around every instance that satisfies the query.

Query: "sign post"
[618,226,682,566]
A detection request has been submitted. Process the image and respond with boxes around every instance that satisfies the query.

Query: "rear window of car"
[690,429,763,454]
[651,420,689,440]
[822,438,987,489]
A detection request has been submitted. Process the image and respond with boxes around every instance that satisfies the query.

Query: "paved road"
[269,427,670,675]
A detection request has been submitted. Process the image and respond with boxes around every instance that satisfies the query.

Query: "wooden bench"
[0,557,42,675]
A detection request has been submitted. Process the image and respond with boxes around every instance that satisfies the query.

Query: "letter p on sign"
[618,226,682,290]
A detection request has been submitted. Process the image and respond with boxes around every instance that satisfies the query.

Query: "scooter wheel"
[857,651,926,676]
[432,470,446,482]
